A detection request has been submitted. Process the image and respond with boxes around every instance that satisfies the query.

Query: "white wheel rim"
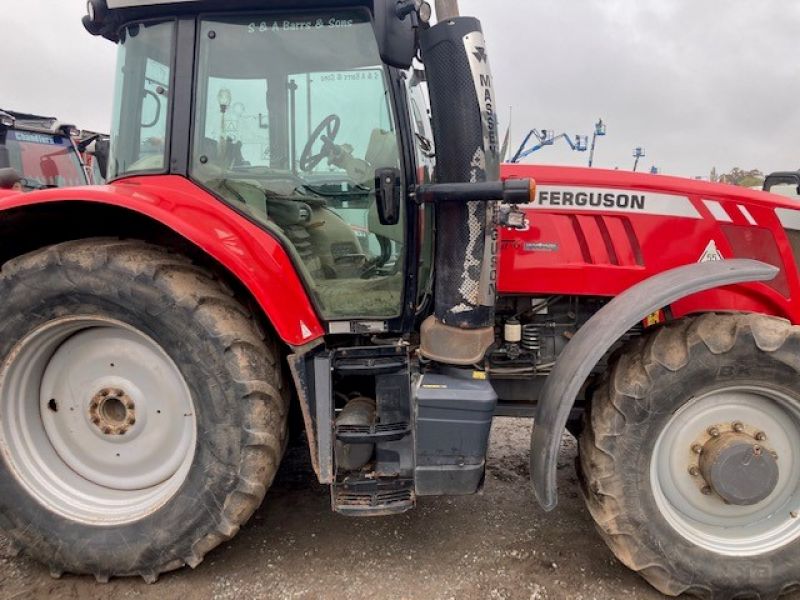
[651,386,800,556]
[0,317,197,526]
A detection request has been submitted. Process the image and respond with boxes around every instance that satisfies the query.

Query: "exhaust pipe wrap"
[420,16,500,361]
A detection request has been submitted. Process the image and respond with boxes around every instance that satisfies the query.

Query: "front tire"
[580,314,800,598]
[0,239,288,582]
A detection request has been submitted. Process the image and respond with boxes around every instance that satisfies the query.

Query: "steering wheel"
[299,114,341,172]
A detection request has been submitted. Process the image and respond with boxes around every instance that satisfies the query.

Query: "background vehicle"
[75,130,111,184]
[0,109,88,194]
[0,1,798,597]
[764,169,800,200]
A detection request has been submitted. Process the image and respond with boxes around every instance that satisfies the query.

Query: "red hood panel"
[499,164,800,321]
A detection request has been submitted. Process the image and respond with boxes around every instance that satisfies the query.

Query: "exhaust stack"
[419,10,500,365]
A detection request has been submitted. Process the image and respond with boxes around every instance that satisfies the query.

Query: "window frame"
[108,18,178,183]
[186,9,421,329]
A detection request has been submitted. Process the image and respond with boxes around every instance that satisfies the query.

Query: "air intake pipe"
[419,8,500,365]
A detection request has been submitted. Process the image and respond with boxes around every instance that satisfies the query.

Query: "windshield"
[0,130,85,188]
[192,11,405,320]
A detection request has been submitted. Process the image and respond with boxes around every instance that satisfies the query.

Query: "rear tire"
[0,239,288,582]
[579,313,800,598]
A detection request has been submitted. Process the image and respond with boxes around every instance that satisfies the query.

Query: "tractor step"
[335,421,411,443]
[332,479,415,516]
[333,346,408,376]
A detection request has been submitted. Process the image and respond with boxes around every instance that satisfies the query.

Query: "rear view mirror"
[375,167,402,226]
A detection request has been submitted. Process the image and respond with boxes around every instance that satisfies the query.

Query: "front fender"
[530,259,779,511]
[0,177,325,347]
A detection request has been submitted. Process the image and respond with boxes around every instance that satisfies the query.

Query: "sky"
[1,1,797,179]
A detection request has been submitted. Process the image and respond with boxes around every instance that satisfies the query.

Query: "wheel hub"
[698,432,780,506]
[0,317,198,524]
[89,388,136,436]
[652,386,800,556]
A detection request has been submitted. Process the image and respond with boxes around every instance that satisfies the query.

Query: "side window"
[131,58,171,171]
[406,68,435,184]
[772,184,800,200]
[109,22,174,179]
[764,173,800,200]
[405,68,436,307]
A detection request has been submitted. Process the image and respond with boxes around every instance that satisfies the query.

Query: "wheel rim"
[651,386,800,556]
[0,317,197,525]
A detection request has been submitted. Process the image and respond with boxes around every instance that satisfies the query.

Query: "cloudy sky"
[2,1,797,178]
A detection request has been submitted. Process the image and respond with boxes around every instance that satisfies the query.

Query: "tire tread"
[580,313,800,599]
[0,239,289,583]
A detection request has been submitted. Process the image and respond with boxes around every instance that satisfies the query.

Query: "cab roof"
[85,0,417,68]
[0,110,75,136]
[89,0,388,41]
[106,0,375,7]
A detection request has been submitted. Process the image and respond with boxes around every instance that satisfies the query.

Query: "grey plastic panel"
[415,371,497,495]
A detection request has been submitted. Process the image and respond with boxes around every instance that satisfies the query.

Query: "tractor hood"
[498,164,800,316]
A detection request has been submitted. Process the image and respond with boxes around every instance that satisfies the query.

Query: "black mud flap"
[530,259,779,511]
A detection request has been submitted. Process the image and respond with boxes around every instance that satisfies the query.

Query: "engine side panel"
[499,165,800,323]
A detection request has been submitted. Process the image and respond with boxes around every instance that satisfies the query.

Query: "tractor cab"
[90,0,435,323]
[86,0,525,338]
[82,0,517,512]
[0,110,88,192]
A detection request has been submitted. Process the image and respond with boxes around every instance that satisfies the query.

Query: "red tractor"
[0,0,797,597]
[0,109,90,194]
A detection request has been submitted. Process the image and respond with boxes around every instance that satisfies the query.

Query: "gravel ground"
[1,418,794,600]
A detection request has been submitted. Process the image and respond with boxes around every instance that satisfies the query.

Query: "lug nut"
[691,444,704,455]
[128,417,136,426]
[102,426,112,434]
[91,416,100,425]
[701,486,713,496]
[755,431,767,441]
[732,421,744,433]
[708,427,720,438]
[689,466,700,477]
[791,511,798,519]
[101,390,109,397]
[126,402,135,410]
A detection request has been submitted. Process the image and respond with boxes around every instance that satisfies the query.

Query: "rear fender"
[0,176,325,347]
[530,259,779,511]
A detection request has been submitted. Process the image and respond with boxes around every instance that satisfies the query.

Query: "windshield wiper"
[301,183,371,198]
[21,178,56,191]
